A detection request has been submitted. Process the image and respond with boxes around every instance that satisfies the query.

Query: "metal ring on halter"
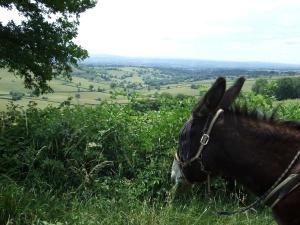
[175,108,224,168]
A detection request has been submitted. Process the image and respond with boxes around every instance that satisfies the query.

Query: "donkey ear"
[193,77,226,117]
[219,77,245,109]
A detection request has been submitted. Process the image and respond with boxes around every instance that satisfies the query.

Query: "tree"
[88,84,94,92]
[190,84,199,89]
[110,82,117,89]
[97,87,105,92]
[252,79,268,95]
[275,78,298,100]
[9,90,24,101]
[252,78,285,98]
[75,93,80,99]
[0,1,97,94]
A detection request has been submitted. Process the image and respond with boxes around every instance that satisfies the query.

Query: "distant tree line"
[252,77,300,100]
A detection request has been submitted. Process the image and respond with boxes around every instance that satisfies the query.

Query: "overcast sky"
[2,0,300,64]
[75,0,300,64]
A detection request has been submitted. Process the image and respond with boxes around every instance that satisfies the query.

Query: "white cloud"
[2,1,300,63]
[75,0,300,63]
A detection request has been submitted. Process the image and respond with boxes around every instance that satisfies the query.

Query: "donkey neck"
[211,111,300,195]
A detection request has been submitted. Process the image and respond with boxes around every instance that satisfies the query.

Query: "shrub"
[97,87,105,92]
[275,77,300,100]
[0,100,192,197]
[252,77,300,100]
[110,82,117,89]
[75,93,80,99]
[88,84,94,91]
[190,84,199,89]
[9,91,25,101]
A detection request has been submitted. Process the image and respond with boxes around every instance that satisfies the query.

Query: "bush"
[252,79,269,95]
[190,84,199,89]
[275,77,300,100]
[0,100,192,198]
[252,77,300,100]
[88,84,94,91]
[110,82,117,89]
[97,87,105,92]
[75,93,80,99]
[9,91,25,101]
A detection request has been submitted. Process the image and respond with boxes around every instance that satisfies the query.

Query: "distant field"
[0,69,118,110]
[1,66,299,111]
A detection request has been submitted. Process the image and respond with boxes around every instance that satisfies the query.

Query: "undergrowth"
[0,93,296,224]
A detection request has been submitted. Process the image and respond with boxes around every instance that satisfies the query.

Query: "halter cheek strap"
[175,108,224,168]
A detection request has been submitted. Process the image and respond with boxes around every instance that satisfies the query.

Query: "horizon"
[84,53,300,67]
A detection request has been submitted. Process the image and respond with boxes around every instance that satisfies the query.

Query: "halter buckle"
[200,134,209,145]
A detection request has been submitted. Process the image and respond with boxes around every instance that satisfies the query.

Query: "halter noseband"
[175,108,224,169]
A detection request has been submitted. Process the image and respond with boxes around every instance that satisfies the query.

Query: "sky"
[1,0,300,64]
[76,0,300,64]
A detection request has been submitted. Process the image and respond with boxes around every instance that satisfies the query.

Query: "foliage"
[0,92,298,224]
[88,84,94,91]
[277,100,300,120]
[110,82,117,88]
[0,0,97,94]
[236,92,275,113]
[75,93,80,99]
[274,77,300,100]
[190,84,199,89]
[252,77,300,100]
[0,99,192,195]
[9,91,25,101]
[251,78,276,96]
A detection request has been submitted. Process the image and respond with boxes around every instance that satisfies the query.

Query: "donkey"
[171,77,300,225]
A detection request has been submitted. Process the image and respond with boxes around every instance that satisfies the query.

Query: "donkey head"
[171,77,245,185]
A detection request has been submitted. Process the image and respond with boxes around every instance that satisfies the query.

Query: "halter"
[175,108,224,170]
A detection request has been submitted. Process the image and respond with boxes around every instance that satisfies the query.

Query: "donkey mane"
[228,103,300,128]
[227,103,277,122]
[225,103,300,142]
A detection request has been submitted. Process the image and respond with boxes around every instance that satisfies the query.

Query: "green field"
[2,66,299,111]
[0,69,118,110]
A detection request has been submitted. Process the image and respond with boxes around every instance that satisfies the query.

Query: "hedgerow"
[0,93,297,224]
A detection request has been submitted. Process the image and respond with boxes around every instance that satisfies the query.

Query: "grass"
[0,177,275,225]
[0,69,127,110]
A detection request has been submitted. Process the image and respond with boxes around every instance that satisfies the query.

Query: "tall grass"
[0,176,275,225]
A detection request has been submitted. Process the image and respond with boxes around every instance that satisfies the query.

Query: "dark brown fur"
[177,77,300,225]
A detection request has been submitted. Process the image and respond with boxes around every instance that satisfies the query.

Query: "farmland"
[1,64,299,110]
